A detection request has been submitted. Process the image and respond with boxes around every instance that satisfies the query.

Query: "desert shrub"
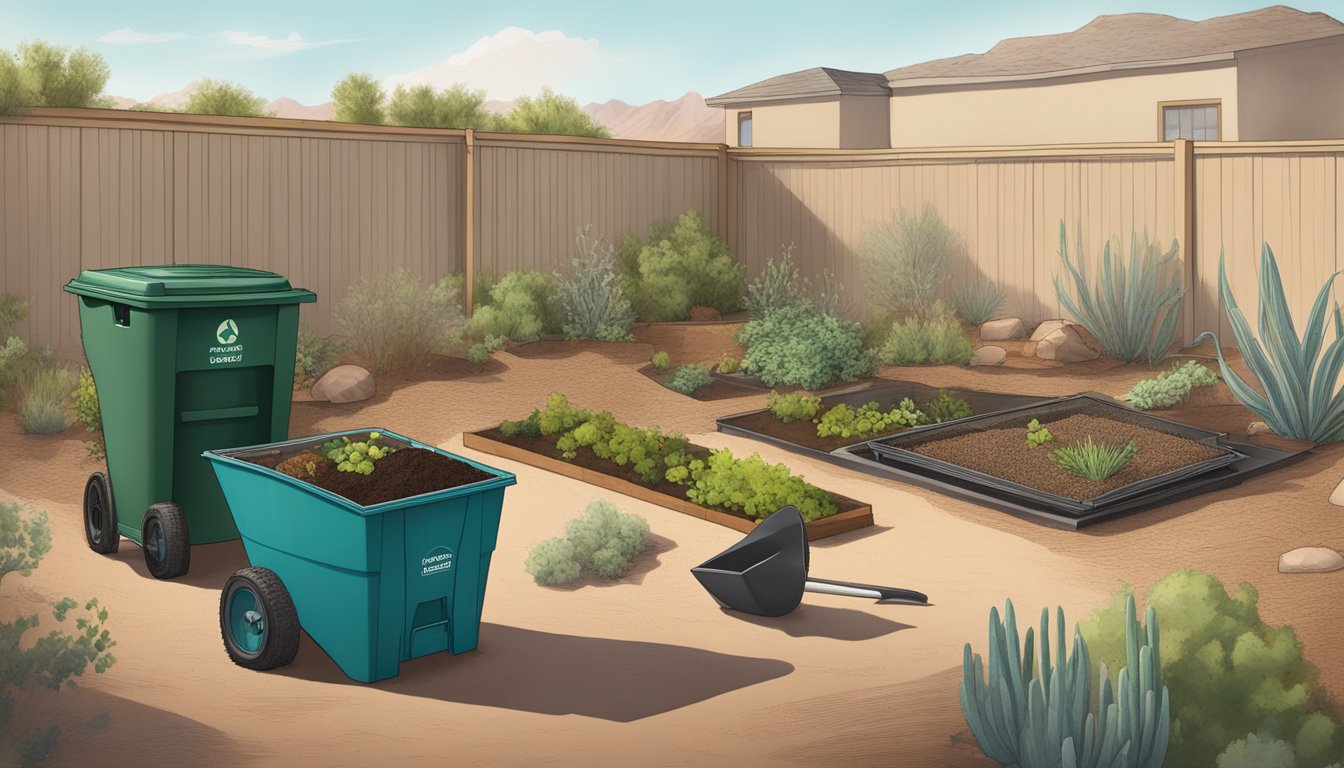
[744,244,811,317]
[499,408,541,438]
[440,269,496,311]
[737,304,875,390]
[1217,733,1297,768]
[0,293,24,339]
[716,353,739,374]
[1126,360,1220,410]
[466,269,562,343]
[816,399,923,440]
[878,303,975,366]
[1051,437,1138,481]
[951,280,1006,325]
[563,500,650,579]
[334,266,466,374]
[620,210,744,322]
[858,203,962,318]
[293,327,345,390]
[0,500,116,755]
[650,350,670,370]
[524,537,581,586]
[1080,570,1344,768]
[467,343,490,366]
[923,390,973,423]
[71,368,103,460]
[18,364,74,435]
[675,448,839,521]
[665,364,713,396]
[554,227,636,341]
[1055,222,1186,366]
[767,390,821,423]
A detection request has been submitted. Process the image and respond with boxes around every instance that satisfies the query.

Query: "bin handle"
[180,405,260,423]
[409,618,452,640]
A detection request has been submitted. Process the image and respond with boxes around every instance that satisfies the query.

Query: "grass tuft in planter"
[1051,436,1137,481]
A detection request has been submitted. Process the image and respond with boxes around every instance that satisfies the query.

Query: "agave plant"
[1188,244,1344,443]
[1054,222,1186,367]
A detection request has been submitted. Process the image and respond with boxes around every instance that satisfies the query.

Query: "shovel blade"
[691,506,808,617]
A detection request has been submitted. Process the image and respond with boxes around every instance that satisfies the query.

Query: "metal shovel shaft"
[805,577,929,605]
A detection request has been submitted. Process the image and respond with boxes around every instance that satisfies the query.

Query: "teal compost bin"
[64,265,315,580]
[203,428,516,683]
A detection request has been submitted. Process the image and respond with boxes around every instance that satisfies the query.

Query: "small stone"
[1030,319,1077,341]
[980,318,1026,341]
[973,346,1007,366]
[311,365,375,403]
[1278,547,1344,573]
[1329,476,1344,506]
[1035,327,1099,363]
[1248,421,1272,436]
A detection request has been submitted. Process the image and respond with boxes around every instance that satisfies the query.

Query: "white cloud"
[97,27,186,44]
[208,30,354,60]
[382,27,612,101]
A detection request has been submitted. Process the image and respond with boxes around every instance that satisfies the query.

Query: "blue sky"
[2,1,1341,105]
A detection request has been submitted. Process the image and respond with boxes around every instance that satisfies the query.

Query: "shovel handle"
[805,577,929,605]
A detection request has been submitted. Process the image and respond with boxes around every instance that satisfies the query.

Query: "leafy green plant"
[1189,244,1344,442]
[1026,418,1054,448]
[321,432,395,475]
[499,409,541,438]
[1125,360,1220,410]
[388,83,495,130]
[466,269,562,344]
[951,280,1007,326]
[716,353,740,374]
[650,350,670,370]
[619,210,744,322]
[677,448,838,521]
[767,390,821,423]
[816,399,923,439]
[441,269,497,312]
[1054,222,1186,366]
[554,227,636,341]
[878,303,975,366]
[467,343,490,367]
[960,595,1170,768]
[738,303,875,390]
[665,364,713,396]
[0,41,110,114]
[495,87,610,138]
[71,367,103,460]
[18,364,74,435]
[183,78,270,117]
[524,500,650,585]
[330,72,386,125]
[334,266,466,374]
[1080,571,1344,768]
[0,500,116,754]
[858,203,962,318]
[1051,437,1138,481]
[294,327,345,390]
[923,390,973,423]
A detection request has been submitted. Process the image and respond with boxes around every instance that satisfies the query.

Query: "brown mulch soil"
[907,413,1227,501]
[246,444,493,507]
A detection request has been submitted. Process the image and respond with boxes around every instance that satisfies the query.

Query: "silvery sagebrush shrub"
[563,500,650,579]
[524,537,582,586]
[554,226,636,341]
[18,363,74,435]
[858,203,962,318]
[952,279,1006,325]
[334,266,466,374]
[744,244,811,317]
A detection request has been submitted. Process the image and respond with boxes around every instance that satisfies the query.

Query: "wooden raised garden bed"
[462,428,873,541]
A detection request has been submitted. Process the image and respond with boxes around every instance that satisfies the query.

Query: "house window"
[738,112,753,147]
[1161,102,1220,140]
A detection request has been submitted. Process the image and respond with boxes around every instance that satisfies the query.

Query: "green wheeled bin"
[63,265,315,579]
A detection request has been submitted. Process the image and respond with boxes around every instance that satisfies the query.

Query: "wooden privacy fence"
[2,108,1342,358]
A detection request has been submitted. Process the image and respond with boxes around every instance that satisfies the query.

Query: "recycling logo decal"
[216,319,239,345]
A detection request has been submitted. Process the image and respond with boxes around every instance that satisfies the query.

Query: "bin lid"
[64,264,316,308]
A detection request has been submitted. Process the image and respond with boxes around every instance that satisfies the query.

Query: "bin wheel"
[142,502,190,579]
[83,472,119,554]
[220,567,300,671]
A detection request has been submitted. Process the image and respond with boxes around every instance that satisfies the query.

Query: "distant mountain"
[108,89,722,143]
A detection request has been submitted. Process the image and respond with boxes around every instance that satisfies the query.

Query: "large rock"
[1278,547,1344,573]
[973,346,1007,366]
[1030,319,1077,341]
[1329,476,1344,506]
[311,365,375,403]
[980,318,1026,341]
[1035,326,1099,363]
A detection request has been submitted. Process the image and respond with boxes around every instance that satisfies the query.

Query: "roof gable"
[706,67,889,106]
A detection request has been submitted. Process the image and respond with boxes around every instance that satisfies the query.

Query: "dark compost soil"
[727,408,914,452]
[906,413,1225,501]
[248,444,493,507]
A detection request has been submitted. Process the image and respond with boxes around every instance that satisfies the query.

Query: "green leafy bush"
[524,500,650,585]
[1080,571,1344,768]
[321,432,395,475]
[441,269,496,311]
[467,343,490,366]
[1051,436,1137,481]
[294,327,345,390]
[554,227,636,341]
[0,293,24,339]
[619,210,744,322]
[18,364,74,435]
[1055,222,1186,366]
[951,280,1006,326]
[678,448,838,521]
[0,500,116,753]
[1217,733,1296,768]
[716,353,739,374]
[530,394,690,484]
[816,399,923,439]
[334,266,466,374]
[1126,360,1220,410]
[1026,418,1054,448]
[499,409,541,438]
[650,351,670,370]
[665,364,713,396]
[738,304,875,390]
[467,269,562,343]
[878,304,975,366]
[1190,244,1344,442]
[858,203,962,318]
[524,537,581,586]
[923,390,973,423]
[767,390,821,423]
[743,244,811,317]
[71,368,103,460]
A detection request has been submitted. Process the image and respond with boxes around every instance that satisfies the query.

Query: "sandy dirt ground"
[3,324,1343,767]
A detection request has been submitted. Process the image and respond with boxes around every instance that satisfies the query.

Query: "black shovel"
[691,506,930,617]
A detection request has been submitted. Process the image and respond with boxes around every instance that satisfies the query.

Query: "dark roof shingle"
[706,67,889,106]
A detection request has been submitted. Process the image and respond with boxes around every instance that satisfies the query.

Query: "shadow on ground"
[716,604,915,641]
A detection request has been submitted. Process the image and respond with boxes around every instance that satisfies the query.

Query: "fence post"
[1174,139,1195,342]
[720,145,738,260]
[464,129,476,317]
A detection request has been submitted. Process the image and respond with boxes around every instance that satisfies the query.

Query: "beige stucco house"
[709,5,1344,148]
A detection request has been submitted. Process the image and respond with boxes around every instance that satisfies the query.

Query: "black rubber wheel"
[220,567,300,671]
[142,502,190,579]
[83,472,119,554]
